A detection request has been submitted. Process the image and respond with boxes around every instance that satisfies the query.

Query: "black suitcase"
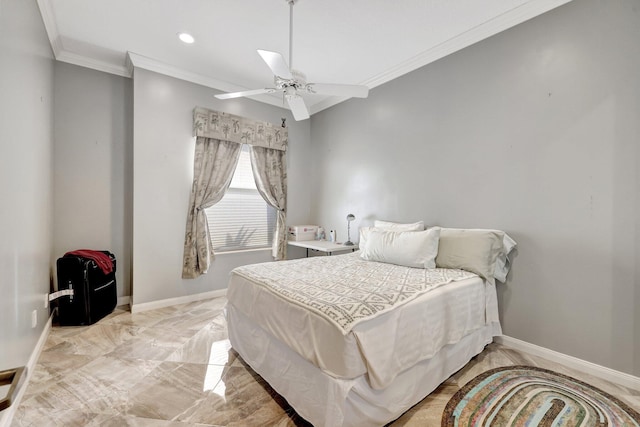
[56,251,117,326]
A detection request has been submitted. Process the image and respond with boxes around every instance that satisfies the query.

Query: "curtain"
[182,137,242,279]
[250,145,288,260]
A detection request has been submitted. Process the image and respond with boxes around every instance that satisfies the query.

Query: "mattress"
[227,252,500,389]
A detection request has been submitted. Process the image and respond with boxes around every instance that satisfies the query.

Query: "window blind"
[206,145,276,252]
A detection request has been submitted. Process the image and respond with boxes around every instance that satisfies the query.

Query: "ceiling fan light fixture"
[178,32,195,44]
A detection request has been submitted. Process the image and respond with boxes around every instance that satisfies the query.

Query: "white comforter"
[227,252,499,389]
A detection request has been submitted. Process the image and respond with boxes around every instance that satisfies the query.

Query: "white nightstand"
[288,240,358,257]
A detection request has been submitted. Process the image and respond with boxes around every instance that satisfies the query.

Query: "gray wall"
[310,0,640,376]
[0,0,54,372]
[132,68,312,305]
[3,0,638,386]
[53,62,133,300]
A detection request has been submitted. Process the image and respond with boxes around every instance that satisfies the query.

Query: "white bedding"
[227,304,500,427]
[232,251,475,333]
[227,252,500,389]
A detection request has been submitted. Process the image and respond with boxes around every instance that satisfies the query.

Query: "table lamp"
[344,214,355,246]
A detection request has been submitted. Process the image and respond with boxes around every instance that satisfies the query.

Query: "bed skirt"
[226,303,500,427]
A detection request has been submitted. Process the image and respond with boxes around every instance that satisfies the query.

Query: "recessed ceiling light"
[178,32,195,44]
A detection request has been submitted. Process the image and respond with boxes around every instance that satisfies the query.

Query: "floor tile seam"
[108,338,193,350]
[76,370,162,395]
[52,322,133,332]
[143,325,208,337]
[135,364,235,405]
[101,319,165,328]
[107,355,175,364]
[147,362,236,389]
[22,367,156,402]
[169,392,222,423]
[162,360,236,367]
[95,413,224,427]
[17,397,95,413]
[154,325,224,335]
[46,331,151,352]
[12,407,104,423]
[81,353,154,361]
[101,359,210,393]
[107,335,191,347]
[17,373,62,401]
[30,374,129,398]
[37,349,101,367]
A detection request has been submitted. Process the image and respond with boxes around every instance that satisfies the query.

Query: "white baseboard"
[495,335,640,392]
[117,295,130,308]
[130,289,227,314]
[0,314,53,427]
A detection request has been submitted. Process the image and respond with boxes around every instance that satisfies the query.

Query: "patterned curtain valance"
[193,107,287,151]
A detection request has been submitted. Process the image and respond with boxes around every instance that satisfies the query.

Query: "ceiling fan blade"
[286,94,309,121]
[257,50,293,79]
[305,83,369,98]
[215,88,279,100]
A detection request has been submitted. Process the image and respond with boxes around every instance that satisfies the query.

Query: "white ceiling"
[37,0,572,117]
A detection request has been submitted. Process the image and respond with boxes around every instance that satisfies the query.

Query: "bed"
[225,224,516,426]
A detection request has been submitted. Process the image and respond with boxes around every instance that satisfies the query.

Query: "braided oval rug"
[442,366,640,427]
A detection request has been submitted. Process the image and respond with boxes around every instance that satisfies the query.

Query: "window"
[205,145,276,252]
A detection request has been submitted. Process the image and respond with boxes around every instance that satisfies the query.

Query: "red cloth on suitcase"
[65,250,114,275]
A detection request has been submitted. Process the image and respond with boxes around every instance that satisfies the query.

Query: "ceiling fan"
[214,0,369,121]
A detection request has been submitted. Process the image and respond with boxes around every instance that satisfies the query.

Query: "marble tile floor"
[11,296,640,426]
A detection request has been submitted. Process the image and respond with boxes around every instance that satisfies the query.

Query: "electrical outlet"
[31,310,37,328]
[44,293,49,309]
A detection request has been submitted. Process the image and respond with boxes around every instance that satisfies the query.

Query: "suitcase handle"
[49,287,74,302]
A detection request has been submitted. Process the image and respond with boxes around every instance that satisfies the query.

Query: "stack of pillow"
[359,220,516,284]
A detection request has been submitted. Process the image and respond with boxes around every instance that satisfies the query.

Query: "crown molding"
[125,51,135,77]
[38,0,573,115]
[126,51,239,92]
[36,0,131,77]
[361,0,573,91]
[126,52,287,110]
[309,0,574,116]
[36,0,63,58]
[56,50,131,77]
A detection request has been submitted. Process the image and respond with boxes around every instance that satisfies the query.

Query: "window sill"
[215,247,271,256]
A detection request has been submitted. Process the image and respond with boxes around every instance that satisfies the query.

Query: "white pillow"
[358,226,375,249]
[437,228,516,282]
[359,221,424,248]
[373,220,425,231]
[435,229,503,282]
[360,227,441,269]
